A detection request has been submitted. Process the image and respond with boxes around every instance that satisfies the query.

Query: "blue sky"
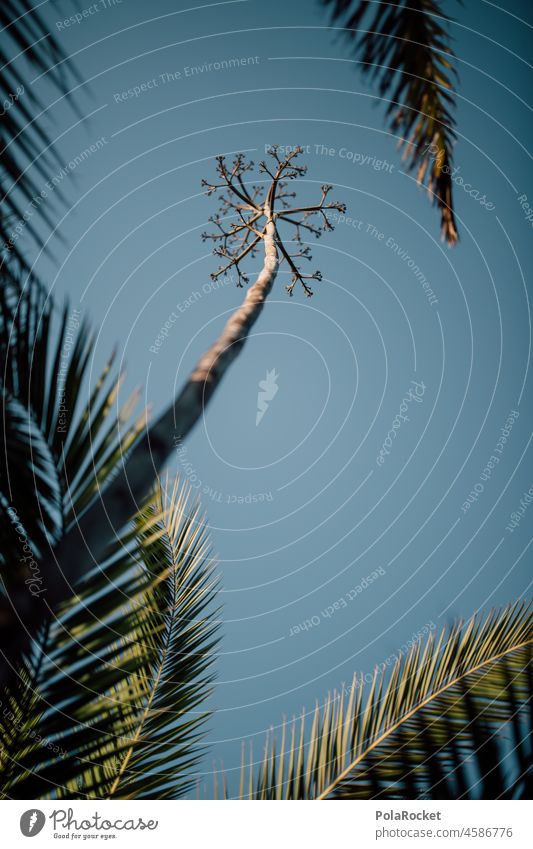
[12,0,533,793]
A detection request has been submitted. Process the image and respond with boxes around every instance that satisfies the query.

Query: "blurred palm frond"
[0,269,142,577]
[323,0,459,244]
[1,1,80,268]
[0,479,220,799]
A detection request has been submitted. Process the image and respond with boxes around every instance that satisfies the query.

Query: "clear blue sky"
[14,0,533,794]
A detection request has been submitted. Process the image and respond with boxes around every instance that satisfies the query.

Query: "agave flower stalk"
[0,148,345,684]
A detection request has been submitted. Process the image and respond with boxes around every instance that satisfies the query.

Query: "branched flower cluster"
[201,146,346,296]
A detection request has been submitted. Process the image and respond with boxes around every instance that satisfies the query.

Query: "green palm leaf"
[0,478,219,800]
[323,0,459,244]
[235,602,532,799]
[1,1,80,268]
[0,271,142,600]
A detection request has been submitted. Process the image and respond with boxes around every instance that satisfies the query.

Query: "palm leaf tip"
[239,601,532,799]
[323,0,460,244]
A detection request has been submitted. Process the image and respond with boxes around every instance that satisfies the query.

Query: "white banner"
[0,799,530,848]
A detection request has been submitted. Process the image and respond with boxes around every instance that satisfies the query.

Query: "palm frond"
[235,602,532,799]
[323,0,459,244]
[0,478,220,800]
[0,269,142,588]
[1,1,80,268]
